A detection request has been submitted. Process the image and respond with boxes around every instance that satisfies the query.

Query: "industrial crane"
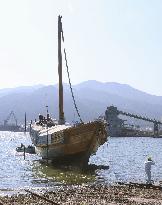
[4,111,18,126]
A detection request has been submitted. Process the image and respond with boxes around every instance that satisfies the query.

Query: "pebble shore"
[1,184,162,205]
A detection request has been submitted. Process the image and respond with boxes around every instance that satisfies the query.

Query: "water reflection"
[1,132,162,193]
[90,137,162,183]
[31,161,96,185]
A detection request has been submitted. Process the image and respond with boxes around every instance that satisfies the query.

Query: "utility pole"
[24,112,27,132]
[46,105,49,163]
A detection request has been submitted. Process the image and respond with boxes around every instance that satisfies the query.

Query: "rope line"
[63,48,83,123]
[61,28,83,123]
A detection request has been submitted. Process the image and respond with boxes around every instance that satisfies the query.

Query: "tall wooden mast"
[58,15,65,124]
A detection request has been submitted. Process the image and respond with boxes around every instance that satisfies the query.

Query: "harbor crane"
[4,111,18,126]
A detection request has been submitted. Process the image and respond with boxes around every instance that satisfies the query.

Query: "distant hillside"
[0,81,162,125]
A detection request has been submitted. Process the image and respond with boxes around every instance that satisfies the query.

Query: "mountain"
[75,80,162,105]
[0,80,161,125]
[0,85,44,98]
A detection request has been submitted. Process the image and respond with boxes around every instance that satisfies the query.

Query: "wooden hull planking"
[32,121,107,162]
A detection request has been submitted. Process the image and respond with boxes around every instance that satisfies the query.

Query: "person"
[145,157,155,184]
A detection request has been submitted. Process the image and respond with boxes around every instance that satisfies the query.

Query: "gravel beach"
[1,184,162,205]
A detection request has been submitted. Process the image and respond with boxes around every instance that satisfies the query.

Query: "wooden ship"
[30,16,107,166]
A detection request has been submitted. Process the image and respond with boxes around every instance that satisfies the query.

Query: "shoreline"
[1,183,162,205]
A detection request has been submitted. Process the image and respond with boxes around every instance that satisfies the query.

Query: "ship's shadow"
[31,159,110,186]
[39,159,109,173]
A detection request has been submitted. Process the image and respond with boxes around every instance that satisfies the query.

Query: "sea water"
[0,132,162,194]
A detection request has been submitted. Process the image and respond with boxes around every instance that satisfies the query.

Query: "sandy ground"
[1,184,162,205]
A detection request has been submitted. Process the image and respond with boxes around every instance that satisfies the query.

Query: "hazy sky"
[0,0,162,95]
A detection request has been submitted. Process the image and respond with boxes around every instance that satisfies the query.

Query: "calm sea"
[0,132,162,194]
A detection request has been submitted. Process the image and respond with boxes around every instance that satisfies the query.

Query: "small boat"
[30,16,107,166]
[16,144,35,154]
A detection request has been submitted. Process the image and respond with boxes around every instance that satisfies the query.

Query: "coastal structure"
[0,111,22,132]
[105,105,162,137]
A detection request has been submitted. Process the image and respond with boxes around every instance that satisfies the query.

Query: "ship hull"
[31,121,107,165]
[36,147,90,165]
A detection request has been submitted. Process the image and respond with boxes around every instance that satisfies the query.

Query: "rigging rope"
[63,49,83,123]
[61,29,83,123]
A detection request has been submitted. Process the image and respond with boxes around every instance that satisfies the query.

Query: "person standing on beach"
[145,157,155,184]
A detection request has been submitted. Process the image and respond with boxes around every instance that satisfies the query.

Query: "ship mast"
[58,15,65,124]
